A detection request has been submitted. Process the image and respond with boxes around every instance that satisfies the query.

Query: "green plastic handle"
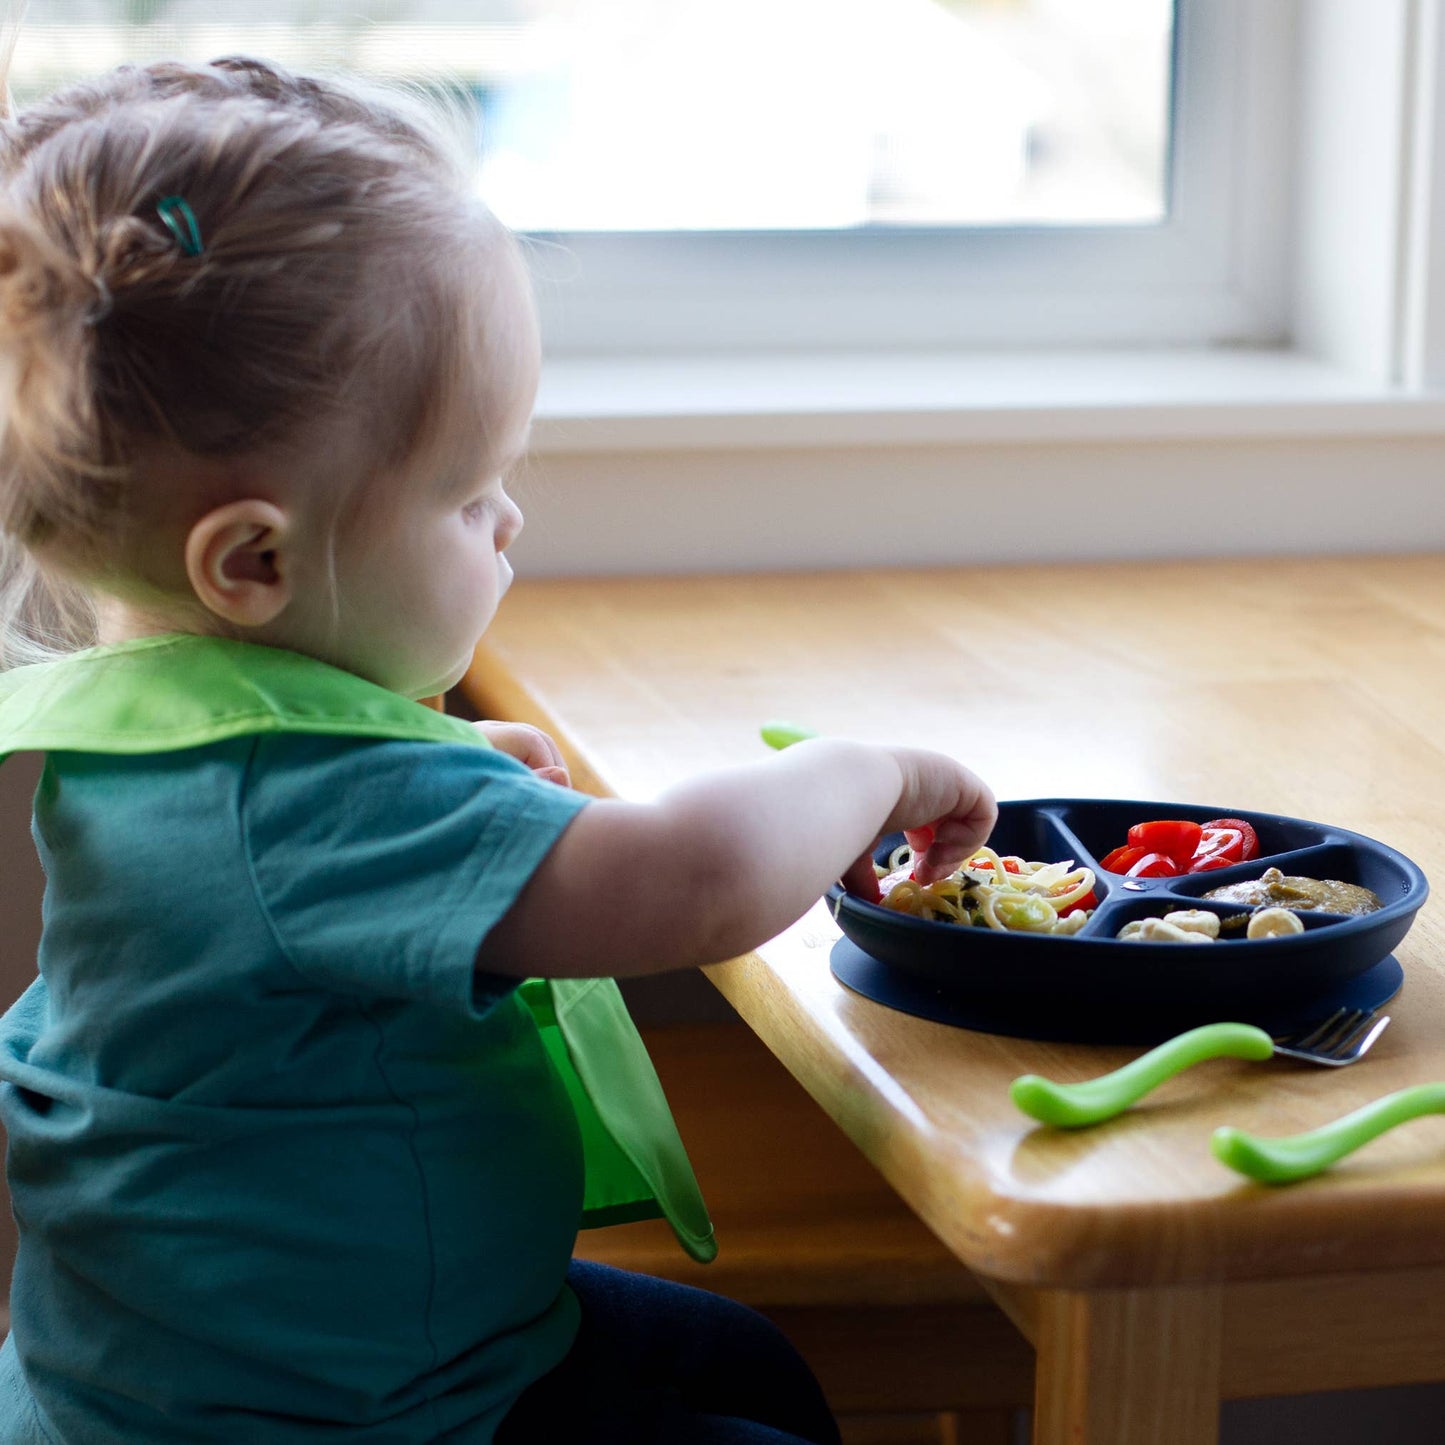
[760,721,819,750]
[1009,1023,1275,1129]
[1212,1082,1445,1184]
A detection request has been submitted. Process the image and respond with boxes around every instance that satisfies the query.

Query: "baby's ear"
[183,500,292,627]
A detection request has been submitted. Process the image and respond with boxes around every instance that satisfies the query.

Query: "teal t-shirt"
[0,732,592,1443]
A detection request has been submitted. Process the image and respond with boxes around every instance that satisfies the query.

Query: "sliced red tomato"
[1124,851,1181,879]
[907,824,937,849]
[1188,818,1261,872]
[1103,844,1181,877]
[1100,844,1147,873]
[966,854,1020,874]
[903,824,938,880]
[1059,888,1098,917]
[1125,819,1203,866]
[1189,827,1243,871]
[1186,851,1236,873]
[1201,817,1260,861]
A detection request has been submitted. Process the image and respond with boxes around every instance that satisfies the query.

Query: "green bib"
[0,632,716,1263]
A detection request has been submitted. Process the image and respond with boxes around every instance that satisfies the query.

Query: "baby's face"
[320,463,526,700]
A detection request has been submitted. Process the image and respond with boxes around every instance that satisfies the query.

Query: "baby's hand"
[472,720,571,786]
[874,747,998,886]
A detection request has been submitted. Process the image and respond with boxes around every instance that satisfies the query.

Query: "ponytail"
[0,210,106,666]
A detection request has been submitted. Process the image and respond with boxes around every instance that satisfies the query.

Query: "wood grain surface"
[465,555,1445,1298]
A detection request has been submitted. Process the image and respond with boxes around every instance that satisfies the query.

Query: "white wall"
[510,432,1445,579]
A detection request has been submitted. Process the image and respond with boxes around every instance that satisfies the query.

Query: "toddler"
[0,50,996,1445]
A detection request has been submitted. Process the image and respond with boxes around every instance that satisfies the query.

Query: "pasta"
[878,845,1097,935]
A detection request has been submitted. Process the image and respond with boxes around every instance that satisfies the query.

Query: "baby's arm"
[477,739,996,979]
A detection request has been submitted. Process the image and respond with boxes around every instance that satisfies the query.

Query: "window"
[10,0,1292,356]
[476,0,1172,234]
[7,4,1438,573]
[513,0,1295,354]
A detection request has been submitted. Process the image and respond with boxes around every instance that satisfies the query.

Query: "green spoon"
[760,721,819,750]
[1212,1082,1445,1184]
[1009,1023,1275,1128]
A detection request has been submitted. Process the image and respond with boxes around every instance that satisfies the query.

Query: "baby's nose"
[498,495,524,548]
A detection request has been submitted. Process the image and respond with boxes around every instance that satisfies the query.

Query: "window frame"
[527,0,1299,357]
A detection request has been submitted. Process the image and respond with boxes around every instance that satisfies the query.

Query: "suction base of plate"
[830,937,1404,1045]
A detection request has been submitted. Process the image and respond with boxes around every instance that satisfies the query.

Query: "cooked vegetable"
[1202,867,1381,916]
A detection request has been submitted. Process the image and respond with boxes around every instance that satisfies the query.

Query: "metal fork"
[1271,1006,1391,1067]
[1011,1008,1392,1128]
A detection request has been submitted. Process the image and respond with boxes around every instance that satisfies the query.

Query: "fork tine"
[1309,1008,1371,1056]
[1293,1013,1391,1067]
[1275,1007,1355,1053]
[1333,1013,1391,1062]
[1270,1009,1391,1066]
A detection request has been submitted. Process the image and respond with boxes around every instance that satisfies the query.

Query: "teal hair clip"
[155,195,204,257]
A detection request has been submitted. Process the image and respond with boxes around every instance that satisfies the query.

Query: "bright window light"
[10,0,1174,235]
[480,0,1175,233]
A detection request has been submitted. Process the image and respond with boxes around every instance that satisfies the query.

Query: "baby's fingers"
[472,721,572,786]
[911,796,998,885]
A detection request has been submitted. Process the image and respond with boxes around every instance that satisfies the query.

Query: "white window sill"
[531,345,1445,454]
[515,343,1445,575]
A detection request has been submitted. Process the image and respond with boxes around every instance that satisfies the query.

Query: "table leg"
[1031,1283,1222,1445]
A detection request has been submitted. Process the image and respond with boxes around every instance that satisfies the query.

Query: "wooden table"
[463,555,1445,1445]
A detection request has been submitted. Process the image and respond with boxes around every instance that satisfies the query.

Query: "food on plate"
[1116,910,1217,943]
[1116,905,1306,943]
[1201,866,1381,916]
[1117,908,1221,942]
[1245,906,1306,939]
[1189,818,1261,871]
[1100,817,1262,878]
[879,845,1097,934]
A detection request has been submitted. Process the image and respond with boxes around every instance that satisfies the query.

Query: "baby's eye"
[462,498,487,523]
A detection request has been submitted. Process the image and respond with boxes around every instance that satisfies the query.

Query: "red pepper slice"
[1188,818,1261,872]
[1059,888,1098,917]
[1124,851,1181,879]
[1126,819,1203,867]
[1100,844,1147,873]
[1186,851,1236,873]
[1200,817,1260,861]
[1189,827,1243,870]
[965,855,1020,874]
[903,823,939,880]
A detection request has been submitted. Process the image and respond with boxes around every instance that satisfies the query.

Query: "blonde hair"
[0,48,536,666]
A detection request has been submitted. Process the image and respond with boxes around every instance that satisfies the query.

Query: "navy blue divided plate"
[824,798,1428,1042]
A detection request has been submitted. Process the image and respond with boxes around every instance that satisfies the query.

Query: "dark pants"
[495,1260,842,1445]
